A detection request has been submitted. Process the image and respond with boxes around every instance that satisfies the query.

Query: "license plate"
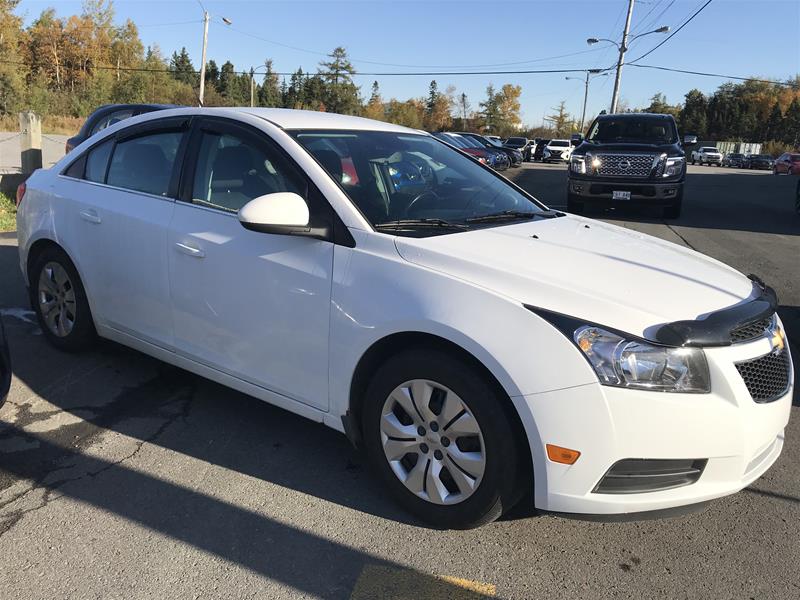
[612,191,631,200]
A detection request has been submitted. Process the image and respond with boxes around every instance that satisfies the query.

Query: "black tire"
[567,193,583,214]
[691,158,695,165]
[29,245,96,351]
[361,349,525,529]
[795,180,800,214]
[663,192,683,219]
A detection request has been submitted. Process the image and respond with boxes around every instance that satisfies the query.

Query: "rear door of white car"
[167,117,334,410]
[59,116,190,347]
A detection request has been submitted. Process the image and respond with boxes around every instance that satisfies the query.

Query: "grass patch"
[0,114,81,136]
[0,192,16,232]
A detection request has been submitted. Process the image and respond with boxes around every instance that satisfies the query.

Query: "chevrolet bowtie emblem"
[769,323,785,354]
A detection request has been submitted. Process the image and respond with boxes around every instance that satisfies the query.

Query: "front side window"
[191,132,304,213]
[292,130,544,235]
[106,131,183,197]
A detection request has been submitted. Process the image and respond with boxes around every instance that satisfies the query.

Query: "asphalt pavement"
[0,163,798,599]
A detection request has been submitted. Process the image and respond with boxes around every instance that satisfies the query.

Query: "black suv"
[567,113,687,219]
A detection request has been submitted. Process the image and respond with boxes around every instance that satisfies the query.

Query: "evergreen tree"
[765,102,784,141]
[783,98,800,146]
[318,46,360,115]
[169,47,196,86]
[363,81,384,121]
[257,59,281,107]
[205,59,219,89]
[680,89,708,138]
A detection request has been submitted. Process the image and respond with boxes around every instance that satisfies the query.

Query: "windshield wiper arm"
[465,209,563,224]
[374,218,468,230]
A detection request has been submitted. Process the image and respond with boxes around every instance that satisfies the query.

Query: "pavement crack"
[664,222,697,251]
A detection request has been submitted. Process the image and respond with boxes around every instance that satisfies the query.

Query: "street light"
[587,0,669,114]
[197,2,232,106]
[565,70,609,132]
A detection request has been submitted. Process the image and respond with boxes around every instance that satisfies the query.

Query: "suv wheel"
[567,193,583,214]
[30,246,96,351]
[663,192,683,219]
[361,349,524,529]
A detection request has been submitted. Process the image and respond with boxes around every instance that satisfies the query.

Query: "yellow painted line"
[350,565,496,599]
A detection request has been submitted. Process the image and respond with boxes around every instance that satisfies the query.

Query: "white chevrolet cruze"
[16,108,793,529]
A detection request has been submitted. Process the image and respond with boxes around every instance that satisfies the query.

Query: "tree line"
[0,0,524,135]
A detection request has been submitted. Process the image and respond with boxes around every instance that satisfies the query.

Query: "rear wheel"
[30,246,95,351]
[361,349,524,529]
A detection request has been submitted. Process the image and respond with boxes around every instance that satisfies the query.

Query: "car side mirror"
[570,133,584,145]
[238,192,329,240]
[683,135,698,145]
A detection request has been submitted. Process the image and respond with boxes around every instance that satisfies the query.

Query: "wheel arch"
[345,331,534,493]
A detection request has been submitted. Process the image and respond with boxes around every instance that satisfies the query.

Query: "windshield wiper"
[374,218,468,230]
[465,209,563,224]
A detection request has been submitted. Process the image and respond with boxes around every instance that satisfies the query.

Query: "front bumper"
[569,176,683,205]
[516,332,793,516]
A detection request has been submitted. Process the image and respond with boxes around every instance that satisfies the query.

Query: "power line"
[629,63,797,86]
[221,23,611,70]
[628,0,714,64]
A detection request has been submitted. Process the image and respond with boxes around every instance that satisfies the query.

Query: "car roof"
[595,112,674,121]
[227,107,419,133]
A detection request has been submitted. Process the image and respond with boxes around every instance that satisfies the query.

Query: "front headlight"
[570,154,586,174]
[662,157,685,178]
[574,326,710,393]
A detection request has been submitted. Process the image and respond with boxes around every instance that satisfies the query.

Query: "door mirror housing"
[570,133,584,145]
[683,135,698,145]
[238,192,329,240]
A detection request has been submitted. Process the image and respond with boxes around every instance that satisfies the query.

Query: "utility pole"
[610,0,635,114]
[580,71,590,131]
[198,10,209,106]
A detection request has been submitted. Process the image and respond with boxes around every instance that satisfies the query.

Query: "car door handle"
[79,210,102,224]
[174,242,205,258]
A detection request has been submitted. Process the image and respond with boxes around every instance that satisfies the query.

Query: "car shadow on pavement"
[0,424,495,600]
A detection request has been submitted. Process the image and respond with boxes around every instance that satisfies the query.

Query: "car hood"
[577,142,681,155]
[394,216,755,338]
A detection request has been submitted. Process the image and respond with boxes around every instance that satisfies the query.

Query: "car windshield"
[702,147,719,152]
[505,137,526,147]
[729,154,743,158]
[292,130,544,236]
[791,154,800,160]
[484,137,504,148]
[441,134,467,149]
[549,140,569,147]
[752,155,771,159]
[587,118,678,143]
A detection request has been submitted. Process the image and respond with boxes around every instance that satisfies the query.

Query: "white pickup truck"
[691,146,723,165]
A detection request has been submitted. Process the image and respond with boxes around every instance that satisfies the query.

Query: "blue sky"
[17,0,800,126]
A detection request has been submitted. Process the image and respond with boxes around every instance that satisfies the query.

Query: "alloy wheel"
[38,262,76,337]
[379,379,486,505]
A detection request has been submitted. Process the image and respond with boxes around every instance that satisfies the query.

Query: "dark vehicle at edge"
[457,132,523,167]
[66,104,179,153]
[567,113,686,219]
[0,316,10,407]
[532,138,549,161]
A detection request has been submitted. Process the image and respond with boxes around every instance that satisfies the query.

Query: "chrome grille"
[735,350,791,403]
[595,153,655,177]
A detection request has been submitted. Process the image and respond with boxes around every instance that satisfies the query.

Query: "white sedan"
[16,107,793,528]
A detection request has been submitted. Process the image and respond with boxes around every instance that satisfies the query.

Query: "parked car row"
[704,150,800,174]
[432,132,523,171]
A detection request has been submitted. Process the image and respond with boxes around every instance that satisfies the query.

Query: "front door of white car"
[167,118,334,410]
[65,119,188,347]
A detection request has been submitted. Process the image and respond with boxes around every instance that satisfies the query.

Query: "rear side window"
[107,131,183,197]
[90,109,135,135]
[85,140,113,183]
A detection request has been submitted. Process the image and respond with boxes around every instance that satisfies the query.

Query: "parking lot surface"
[1,163,798,599]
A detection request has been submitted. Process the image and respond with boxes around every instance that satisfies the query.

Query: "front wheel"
[663,192,683,219]
[567,193,583,214]
[361,349,525,529]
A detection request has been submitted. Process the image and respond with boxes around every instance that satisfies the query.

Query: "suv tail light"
[16,181,26,207]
